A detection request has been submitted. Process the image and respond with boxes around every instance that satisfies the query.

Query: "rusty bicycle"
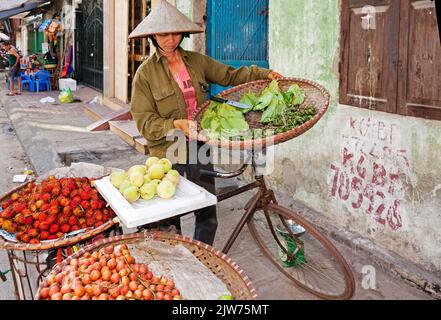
[200,156,355,300]
[192,78,356,300]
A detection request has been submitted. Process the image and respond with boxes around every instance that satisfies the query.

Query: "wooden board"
[86,108,132,132]
[134,136,149,155]
[109,120,149,155]
[103,97,131,111]
[84,103,114,121]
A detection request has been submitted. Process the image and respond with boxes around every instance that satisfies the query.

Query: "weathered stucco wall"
[174,0,206,53]
[268,0,441,272]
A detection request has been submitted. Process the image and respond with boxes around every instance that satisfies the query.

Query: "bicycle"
[200,157,355,300]
[192,78,356,300]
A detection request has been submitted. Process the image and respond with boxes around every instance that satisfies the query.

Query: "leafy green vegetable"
[238,92,257,114]
[253,80,282,112]
[253,89,273,111]
[201,102,249,140]
[200,80,312,139]
[268,80,281,93]
[287,84,306,106]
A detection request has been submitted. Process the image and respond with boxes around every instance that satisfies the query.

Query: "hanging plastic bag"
[59,88,74,103]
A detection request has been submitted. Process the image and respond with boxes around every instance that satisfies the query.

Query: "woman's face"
[154,33,183,53]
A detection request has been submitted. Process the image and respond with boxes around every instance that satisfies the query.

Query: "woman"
[3,41,21,96]
[130,0,283,246]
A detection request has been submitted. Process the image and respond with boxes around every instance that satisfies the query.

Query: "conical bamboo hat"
[129,0,204,39]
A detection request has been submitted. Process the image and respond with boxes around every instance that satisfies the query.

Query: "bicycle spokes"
[248,204,354,300]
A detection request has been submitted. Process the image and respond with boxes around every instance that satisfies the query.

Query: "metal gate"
[75,0,103,91]
[206,0,269,95]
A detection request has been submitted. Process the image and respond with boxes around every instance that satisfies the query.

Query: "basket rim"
[36,231,259,300]
[190,77,331,150]
[0,179,116,252]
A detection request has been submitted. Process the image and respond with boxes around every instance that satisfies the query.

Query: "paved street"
[0,80,434,300]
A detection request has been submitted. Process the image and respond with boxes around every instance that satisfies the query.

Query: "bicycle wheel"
[247,203,355,300]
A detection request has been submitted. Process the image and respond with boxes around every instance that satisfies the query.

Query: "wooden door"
[398,0,441,120]
[340,0,400,113]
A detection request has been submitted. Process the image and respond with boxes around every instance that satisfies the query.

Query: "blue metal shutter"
[207,0,269,95]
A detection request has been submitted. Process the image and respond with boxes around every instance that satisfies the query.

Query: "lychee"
[49,224,59,234]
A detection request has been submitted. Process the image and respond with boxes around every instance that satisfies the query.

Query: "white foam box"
[93,176,218,229]
[59,78,77,91]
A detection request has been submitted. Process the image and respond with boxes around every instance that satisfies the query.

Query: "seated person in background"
[29,54,42,71]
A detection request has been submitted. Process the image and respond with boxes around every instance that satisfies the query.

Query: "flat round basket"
[0,180,116,252]
[36,232,258,300]
[191,77,331,150]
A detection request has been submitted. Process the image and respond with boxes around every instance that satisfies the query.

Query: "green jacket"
[130,47,271,160]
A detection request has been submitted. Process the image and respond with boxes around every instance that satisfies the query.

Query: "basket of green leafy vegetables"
[191,78,330,150]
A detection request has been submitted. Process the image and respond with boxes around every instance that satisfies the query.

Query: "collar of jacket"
[154,46,190,63]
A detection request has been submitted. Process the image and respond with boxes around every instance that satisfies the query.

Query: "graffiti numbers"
[330,117,408,231]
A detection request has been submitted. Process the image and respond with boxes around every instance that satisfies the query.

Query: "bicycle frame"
[201,159,300,259]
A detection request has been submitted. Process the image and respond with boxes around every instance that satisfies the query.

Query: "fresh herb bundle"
[267,105,317,134]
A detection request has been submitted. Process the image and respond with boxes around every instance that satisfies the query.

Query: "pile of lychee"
[0,176,115,244]
[110,157,181,204]
[38,244,183,300]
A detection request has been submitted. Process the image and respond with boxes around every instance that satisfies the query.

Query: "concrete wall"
[268,0,441,272]
[103,0,115,100]
[114,0,129,103]
[170,0,206,53]
[102,0,129,104]
[15,31,22,52]
[20,26,27,55]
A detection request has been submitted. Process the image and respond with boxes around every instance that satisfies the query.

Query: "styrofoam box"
[93,176,217,229]
[59,78,77,91]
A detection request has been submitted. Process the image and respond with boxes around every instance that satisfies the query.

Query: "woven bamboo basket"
[191,78,331,150]
[0,180,116,252]
[36,232,258,300]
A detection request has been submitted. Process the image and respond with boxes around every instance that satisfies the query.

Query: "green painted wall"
[27,30,45,54]
[269,0,340,97]
[267,0,441,273]
[175,0,193,50]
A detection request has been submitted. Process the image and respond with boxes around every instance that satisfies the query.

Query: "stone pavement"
[0,78,434,300]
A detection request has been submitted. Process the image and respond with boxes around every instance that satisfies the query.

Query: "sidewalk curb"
[0,93,64,175]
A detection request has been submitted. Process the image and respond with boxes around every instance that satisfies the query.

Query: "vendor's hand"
[268,71,284,80]
[173,119,198,140]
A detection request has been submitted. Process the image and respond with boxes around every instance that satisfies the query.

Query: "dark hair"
[148,35,159,48]
[149,32,190,49]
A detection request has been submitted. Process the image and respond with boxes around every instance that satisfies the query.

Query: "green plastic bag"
[59,88,74,103]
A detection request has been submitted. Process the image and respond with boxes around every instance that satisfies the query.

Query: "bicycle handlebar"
[199,164,249,179]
